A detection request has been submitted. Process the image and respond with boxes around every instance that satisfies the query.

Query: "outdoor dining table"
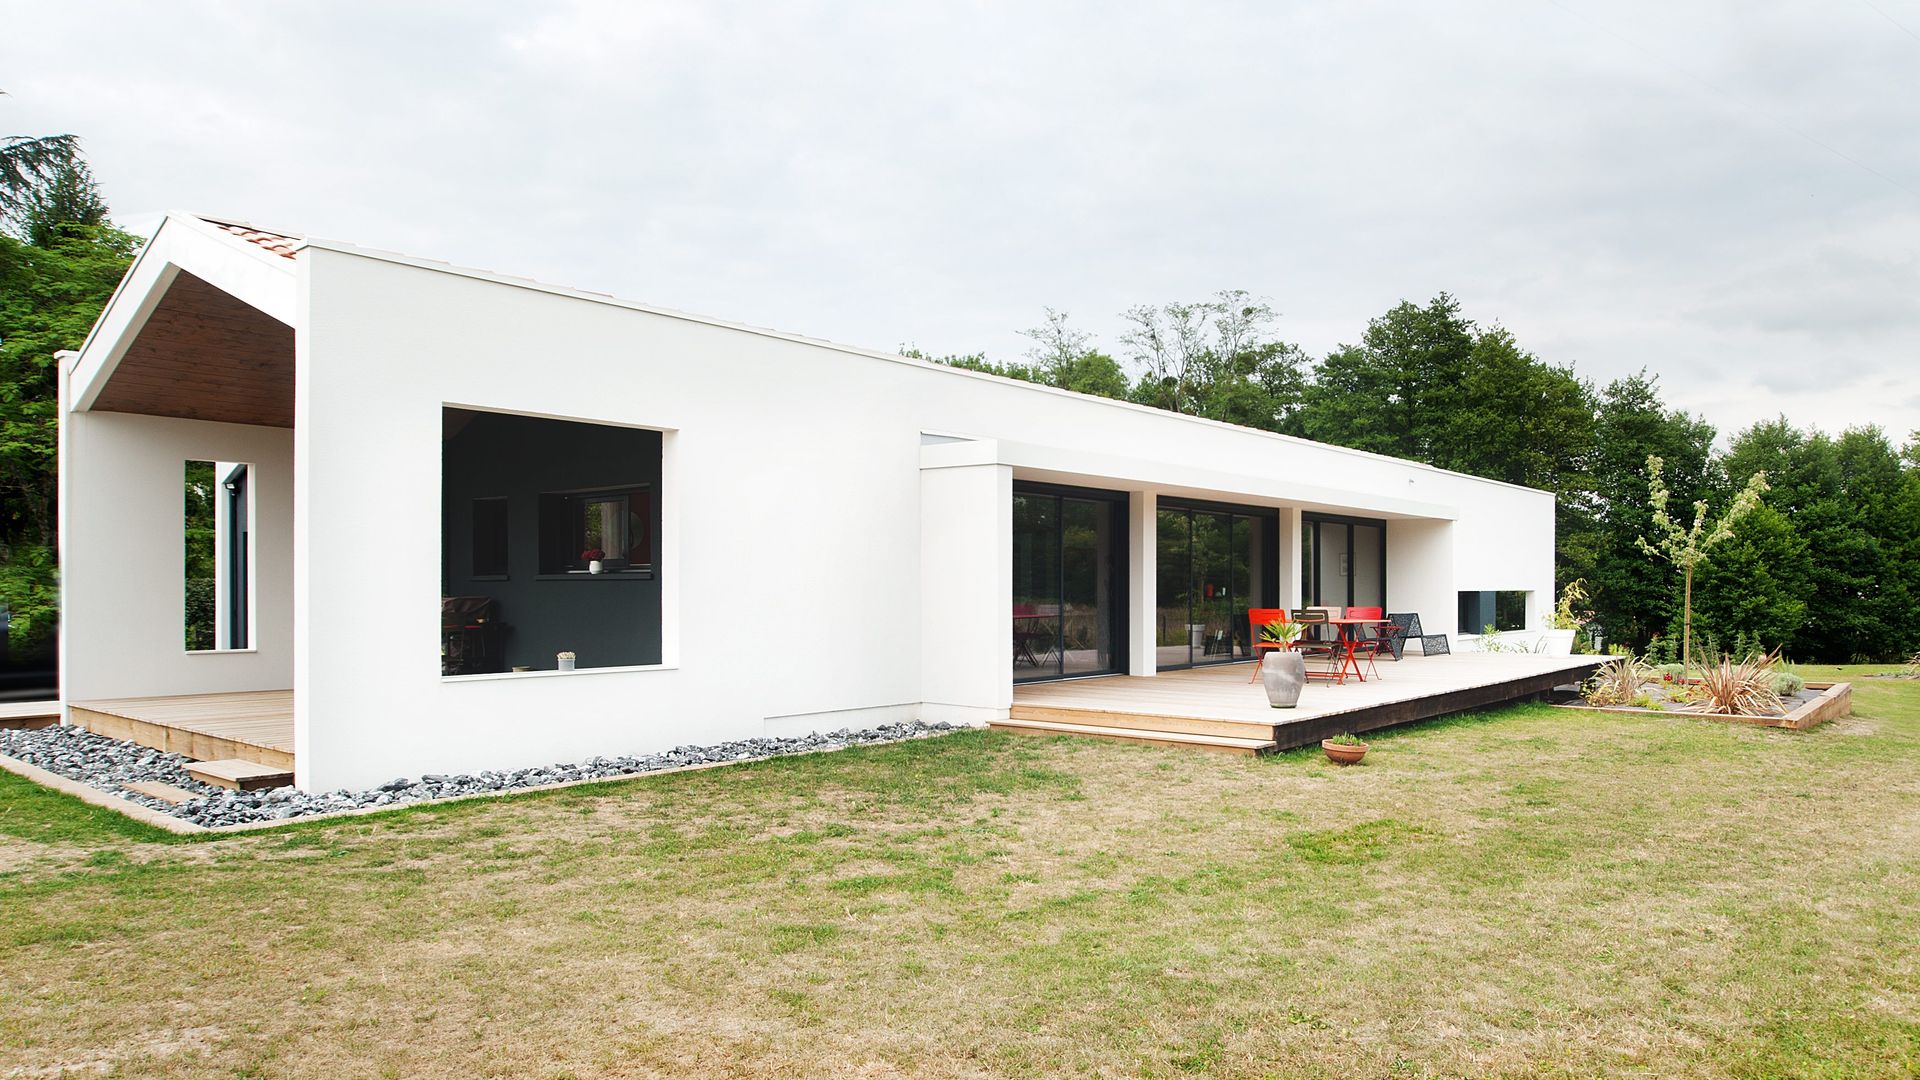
[1300,617,1395,685]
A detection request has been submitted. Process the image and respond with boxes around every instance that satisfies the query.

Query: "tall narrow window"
[185,459,253,652]
[223,464,250,649]
[184,461,216,651]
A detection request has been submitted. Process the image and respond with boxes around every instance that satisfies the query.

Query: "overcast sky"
[6,1,1918,443]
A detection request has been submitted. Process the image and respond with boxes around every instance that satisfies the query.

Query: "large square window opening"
[441,408,663,675]
[1458,590,1529,634]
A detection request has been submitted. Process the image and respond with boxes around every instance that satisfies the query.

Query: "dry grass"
[1,666,1917,1077]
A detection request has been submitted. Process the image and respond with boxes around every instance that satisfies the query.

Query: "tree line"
[1,123,136,669]
[909,292,1920,663]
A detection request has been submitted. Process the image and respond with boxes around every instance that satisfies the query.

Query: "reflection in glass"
[1156,509,1192,669]
[1156,506,1270,668]
[1012,494,1060,675]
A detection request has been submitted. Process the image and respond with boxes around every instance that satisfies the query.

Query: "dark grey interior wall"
[442,409,662,670]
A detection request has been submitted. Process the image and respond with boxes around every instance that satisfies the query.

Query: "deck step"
[1008,703,1280,741]
[184,758,293,791]
[990,717,1276,756]
[122,780,206,805]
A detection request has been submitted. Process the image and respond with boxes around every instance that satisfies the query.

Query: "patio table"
[1301,617,1394,684]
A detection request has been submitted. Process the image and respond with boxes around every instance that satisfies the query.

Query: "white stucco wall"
[56,227,1551,790]
[58,404,294,704]
[277,245,1561,789]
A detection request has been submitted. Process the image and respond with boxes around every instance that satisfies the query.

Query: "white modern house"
[58,213,1562,792]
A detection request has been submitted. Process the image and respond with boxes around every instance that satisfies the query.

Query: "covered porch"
[998,652,1602,755]
[58,216,303,784]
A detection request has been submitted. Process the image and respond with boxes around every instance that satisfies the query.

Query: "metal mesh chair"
[1380,612,1418,661]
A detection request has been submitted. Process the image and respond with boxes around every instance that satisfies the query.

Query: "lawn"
[2,666,1917,1077]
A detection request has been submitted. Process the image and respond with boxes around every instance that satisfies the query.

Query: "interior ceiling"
[90,271,295,428]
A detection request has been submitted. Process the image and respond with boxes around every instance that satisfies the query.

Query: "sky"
[6,1,1918,444]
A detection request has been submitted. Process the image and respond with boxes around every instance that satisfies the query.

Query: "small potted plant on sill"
[1321,732,1368,765]
[1258,618,1307,708]
[582,548,607,574]
[557,650,577,672]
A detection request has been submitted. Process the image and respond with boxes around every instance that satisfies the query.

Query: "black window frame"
[1155,498,1281,671]
[1012,481,1130,684]
[1300,511,1388,611]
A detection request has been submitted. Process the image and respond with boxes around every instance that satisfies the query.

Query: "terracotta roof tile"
[202,218,303,259]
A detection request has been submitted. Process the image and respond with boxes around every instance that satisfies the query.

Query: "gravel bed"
[0,721,956,828]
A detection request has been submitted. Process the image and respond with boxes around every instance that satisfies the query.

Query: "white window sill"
[441,663,677,684]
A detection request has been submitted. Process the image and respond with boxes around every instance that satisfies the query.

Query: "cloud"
[4,0,1917,440]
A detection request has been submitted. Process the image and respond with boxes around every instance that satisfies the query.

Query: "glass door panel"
[1012,494,1060,677]
[1014,488,1126,682]
[1060,498,1116,676]
[1351,523,1384,611]
[1315,522,1349,611]
[1155,509,1192,668]
[1194,512,1234,662]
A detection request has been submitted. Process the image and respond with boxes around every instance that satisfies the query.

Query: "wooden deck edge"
[1268,664,1601,750]
[0,714,60,730]
[1006,704,1281,740]
[69,707,294,771]
[0,753,208,834]
[991,719,1272,756]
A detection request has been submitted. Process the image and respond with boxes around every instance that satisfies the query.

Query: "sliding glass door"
[1155,501,1277,669]
[1301,514,1386,610]
[1012,484,1126,682]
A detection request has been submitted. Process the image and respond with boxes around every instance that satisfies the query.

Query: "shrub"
[1770,671,1806,697]
[1584,656,1652,706]
[1686,651,1786,716]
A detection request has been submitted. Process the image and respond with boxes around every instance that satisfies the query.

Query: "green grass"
[1,668,1917,1077]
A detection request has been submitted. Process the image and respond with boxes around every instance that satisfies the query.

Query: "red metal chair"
[1346,606,1386,678]
[1246,607,1289,682]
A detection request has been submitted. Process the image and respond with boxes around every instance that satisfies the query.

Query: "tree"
[1297,294,1475,462]
[1,90,79,225]
[1637,454,1769,668]
[1015,309,1130,399]
[13,152,107,247]
[1690,502,1812,654]
[0,144,138,665]
[1582,372,1715,650]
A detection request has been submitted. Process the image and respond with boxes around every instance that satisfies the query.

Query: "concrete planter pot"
[1260,651,1306,708]
[1540,628,1577,656]
[1322,739,1368,765]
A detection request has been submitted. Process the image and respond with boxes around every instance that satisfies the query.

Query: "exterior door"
[1012,484,1127,682]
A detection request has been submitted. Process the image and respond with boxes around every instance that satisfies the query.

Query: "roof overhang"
[67,214,300,425]
[919,435,1459,520]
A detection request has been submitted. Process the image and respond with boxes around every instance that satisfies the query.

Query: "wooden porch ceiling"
[91,270,294,428]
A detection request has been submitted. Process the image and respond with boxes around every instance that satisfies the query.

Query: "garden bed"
[1556,679,1852,730]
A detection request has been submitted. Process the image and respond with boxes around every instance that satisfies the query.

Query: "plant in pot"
[1258,618,1307,708]
[557,650,577,672]
[1540,578,1590,656]
[582,548,607,574]
[1322,732,1368,765]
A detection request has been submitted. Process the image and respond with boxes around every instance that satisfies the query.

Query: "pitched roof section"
[200,217,303,259]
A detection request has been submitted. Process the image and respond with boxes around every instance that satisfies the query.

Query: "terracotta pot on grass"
[1322,739,1368,765]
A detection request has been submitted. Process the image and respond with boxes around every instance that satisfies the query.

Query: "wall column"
[919,461,1014,724]
[1128,490,1158,677]
[1281,506,1303,611]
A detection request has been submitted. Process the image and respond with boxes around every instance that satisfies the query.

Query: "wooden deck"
[70,691,294,771]
[1002,653,1603,755]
